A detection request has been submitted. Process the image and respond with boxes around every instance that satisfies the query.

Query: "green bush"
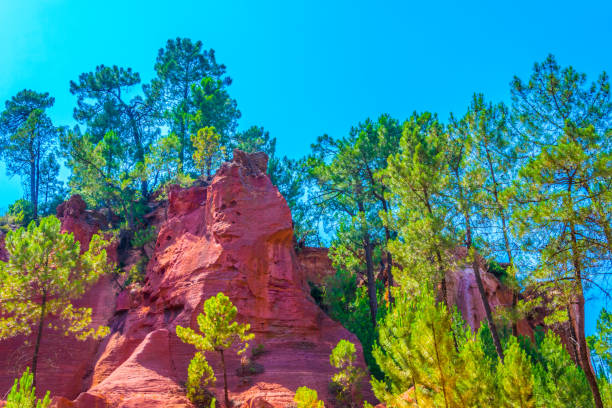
[130,225,157,248]
[329,339,364,408]
[6,367,51,408]
[319,269,387,379]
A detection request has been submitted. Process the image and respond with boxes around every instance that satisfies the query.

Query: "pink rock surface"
[43,151,370,407]
[297,247,336,286]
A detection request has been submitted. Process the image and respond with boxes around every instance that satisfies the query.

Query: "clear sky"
[1,0,611,332]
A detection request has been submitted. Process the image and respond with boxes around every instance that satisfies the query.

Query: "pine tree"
[5,368,51,408]
[588,309,612,378]
[0,90,57,220]
[0,216,111,386]
[190,77,240,163]
[294,386,325,408]
[61,129,144,228]
[149,37,231,173]
[457,93,521,335]
[191,124,222,178]
[70,65,153,197]
[308,133,379,326]
[176,293,254,408]
[497,338,535,408]
[532,332,593,408]
[373,288,486,408]
[510,56,611,407]
[382,112,455,304]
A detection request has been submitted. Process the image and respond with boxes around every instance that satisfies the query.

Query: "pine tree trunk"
[356,194,378,327]
[364,234,378,327]
[30,152,37,220]
[220,349,230,408]
[569,222,604,408]
[32,290,46,388]
[465,213,504,361]
[566,305,580,364]
[179,116,185,174]
[380,197,395,305]
[422,189,450,308]
[484,146,518,336]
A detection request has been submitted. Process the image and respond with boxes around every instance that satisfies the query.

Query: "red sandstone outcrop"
[28,150,370,407]
[1,150,583,407]
[297,247,335,286]
[446,261,533,336]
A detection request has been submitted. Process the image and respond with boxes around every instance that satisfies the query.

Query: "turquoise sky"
[1,0,611,332]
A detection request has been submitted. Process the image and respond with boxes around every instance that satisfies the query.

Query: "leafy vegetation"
[5,368,51,408]
[329,340,365,407]
[0,216,111,386]
[0,36,611,408]
[176,292,254,408]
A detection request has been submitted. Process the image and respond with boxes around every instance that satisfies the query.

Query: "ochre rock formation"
[297,247,335,286]
[80,150,369,407]
[0,150,577,407]
[0,150,370,407]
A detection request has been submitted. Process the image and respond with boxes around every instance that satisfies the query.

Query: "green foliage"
[532,332,593,408]
[0,91,57,219]
[497,337,536,408]
[145,132,182,184]
[70,65,152,199]
[294,386,325,408]
[191,124,222,177]
[251,343,266,359]
[125,256,148,286]
[588,309,612,379]
[487,260,507,279]
[131,225,158,248]
[329,340,364,407]
[233,126,275,155]
[381,112,458,295]
[61,129,146,228]
[7,199,34,226]
[150,38,234,172]
[371,285,582,408]
[307,115,403,324]
[0,216,111,383]
[176,292,254,408]
[6,368,51,408]
[321,269,386,379]
[268,156,318,246]
[509,55,611,406]
[185,351,216,407]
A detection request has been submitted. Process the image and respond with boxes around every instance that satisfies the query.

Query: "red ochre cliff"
[0,150,565,407]
[0,151,368,407]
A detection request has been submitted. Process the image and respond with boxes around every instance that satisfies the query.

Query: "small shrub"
[131,225,157,248]
[294,386,324,408]
[251,343,266,359]
[6,367,51,408]
[329,340,364,408]
[123,256,148,288]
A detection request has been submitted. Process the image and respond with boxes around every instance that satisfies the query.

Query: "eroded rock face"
[444,251,533,337]
[297,247,335,286]
[67,150,370,407]
[0,197,118,401]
